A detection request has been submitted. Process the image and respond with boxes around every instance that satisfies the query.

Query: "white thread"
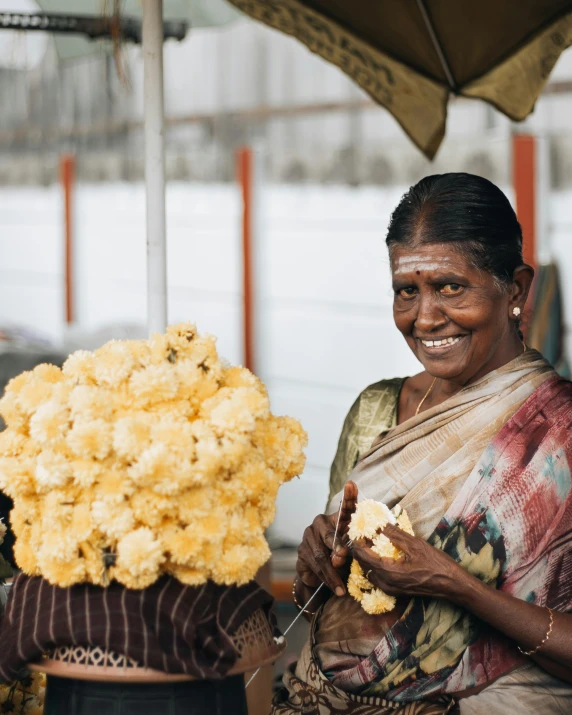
[246,498,346,689]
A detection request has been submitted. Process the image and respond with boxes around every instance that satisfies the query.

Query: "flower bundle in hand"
[347,499,414,614]
[0,323,307,590]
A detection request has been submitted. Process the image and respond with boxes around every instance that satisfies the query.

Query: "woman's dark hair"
[386,173,524,289]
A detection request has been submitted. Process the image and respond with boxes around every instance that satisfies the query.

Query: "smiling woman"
[274,174,572,715]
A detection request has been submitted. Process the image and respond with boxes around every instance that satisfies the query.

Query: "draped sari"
[273,351,572,713]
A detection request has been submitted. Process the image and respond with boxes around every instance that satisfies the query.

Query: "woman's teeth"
[421,336,462,348]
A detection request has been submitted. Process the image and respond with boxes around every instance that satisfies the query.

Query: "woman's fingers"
[352,541,402,587]
[338,481,358,533]
[382,523,415,553]
[305,526,347,596]
[331,543,350,569]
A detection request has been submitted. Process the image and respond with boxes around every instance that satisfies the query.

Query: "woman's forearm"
[448,570,572,671]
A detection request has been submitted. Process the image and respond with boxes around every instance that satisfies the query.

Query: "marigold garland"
[347,500,414,614]
[0,323,307,590]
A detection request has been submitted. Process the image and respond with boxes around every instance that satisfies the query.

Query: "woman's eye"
[440,283,463,295]
[397,287,417,299]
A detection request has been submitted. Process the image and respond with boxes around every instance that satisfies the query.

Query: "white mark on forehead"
[392,254,457,275]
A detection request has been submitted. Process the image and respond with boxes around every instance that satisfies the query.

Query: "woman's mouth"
[417,335,467,352]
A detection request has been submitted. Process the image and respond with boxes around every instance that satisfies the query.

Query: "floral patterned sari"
[273,351,572,713]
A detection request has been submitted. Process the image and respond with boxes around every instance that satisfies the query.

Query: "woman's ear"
[509,265,535,313]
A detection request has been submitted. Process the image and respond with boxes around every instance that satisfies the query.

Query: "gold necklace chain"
[415,377,437,416]
[415,344,526,418]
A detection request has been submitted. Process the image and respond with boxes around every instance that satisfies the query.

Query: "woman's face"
[391,243,523,386]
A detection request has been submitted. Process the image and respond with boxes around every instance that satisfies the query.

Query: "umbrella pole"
[142,0,167,336]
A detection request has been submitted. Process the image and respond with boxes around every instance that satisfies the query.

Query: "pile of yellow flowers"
[0,672,45,714]
[0,323,306,590]
[347,500,414,614]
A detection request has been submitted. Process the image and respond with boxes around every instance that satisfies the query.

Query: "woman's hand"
[352,523,464,600]
[295,481,358,607]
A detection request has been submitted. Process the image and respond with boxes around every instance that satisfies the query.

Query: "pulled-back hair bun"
[386,173,524,287]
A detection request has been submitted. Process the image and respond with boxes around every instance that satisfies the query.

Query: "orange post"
[60,154,76,325]
[512,135,538,339]
[237,147,255,372]
[512,135,536,272]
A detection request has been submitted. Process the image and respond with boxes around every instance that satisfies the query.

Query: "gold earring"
[512,307,521,317]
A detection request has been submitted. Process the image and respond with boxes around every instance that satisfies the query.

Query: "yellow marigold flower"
[129,363,179,407]
[131,488,174,527]
[166,563,207,587]
[349,559,371,591]
[91,500,135,540]
[32,363,63,384]
[254,416,308,478]
[13,533,40,576]
[97,470,134,503]
[163,525,202,565]
[69,385,114,421]
[35,448,73,491]
[93,340,136,387]
[113,413,152,460]
[9,499,40,532]
[361,589,396,615]
[347,499,396,542]
[212,535,270,586]
[176,487,213,522]
[148,332,171,364]
[165,322,198,356]
[67,418,113,460]
[232,458,270,500]
[80,540,107,586]
[0,455,36,498]
[191,510,227,544]
[151,417,194,451]
[191,541,222,572]
[17,378,53,416]
[38,529,81,562]
[124,339,151,366]
[29,399,70,445]
[254,493,277,530]
[175,360,220,406]
[203,387,269,434]
[189,421,222,484]
[222,366,262,391]
[72,458,102,488]
[371,533,400,560]
[347,576,365,603]
[71,501,94,542]
[62,349,96,384]
[0,392,28,431]
[0,428,27,456]
[40,554,86,587]
[115,527,165,589]
[190,334,218,367]
[128,443,182,495]
[4,371,30,396]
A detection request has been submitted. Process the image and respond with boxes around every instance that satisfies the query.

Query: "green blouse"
[327,377,405,505]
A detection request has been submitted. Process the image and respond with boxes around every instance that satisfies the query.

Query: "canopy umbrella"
[226,0,572,159]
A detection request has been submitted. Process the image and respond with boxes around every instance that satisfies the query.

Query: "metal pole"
[142,0,167,336]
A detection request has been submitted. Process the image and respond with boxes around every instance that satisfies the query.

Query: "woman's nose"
[414,294,447,332]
